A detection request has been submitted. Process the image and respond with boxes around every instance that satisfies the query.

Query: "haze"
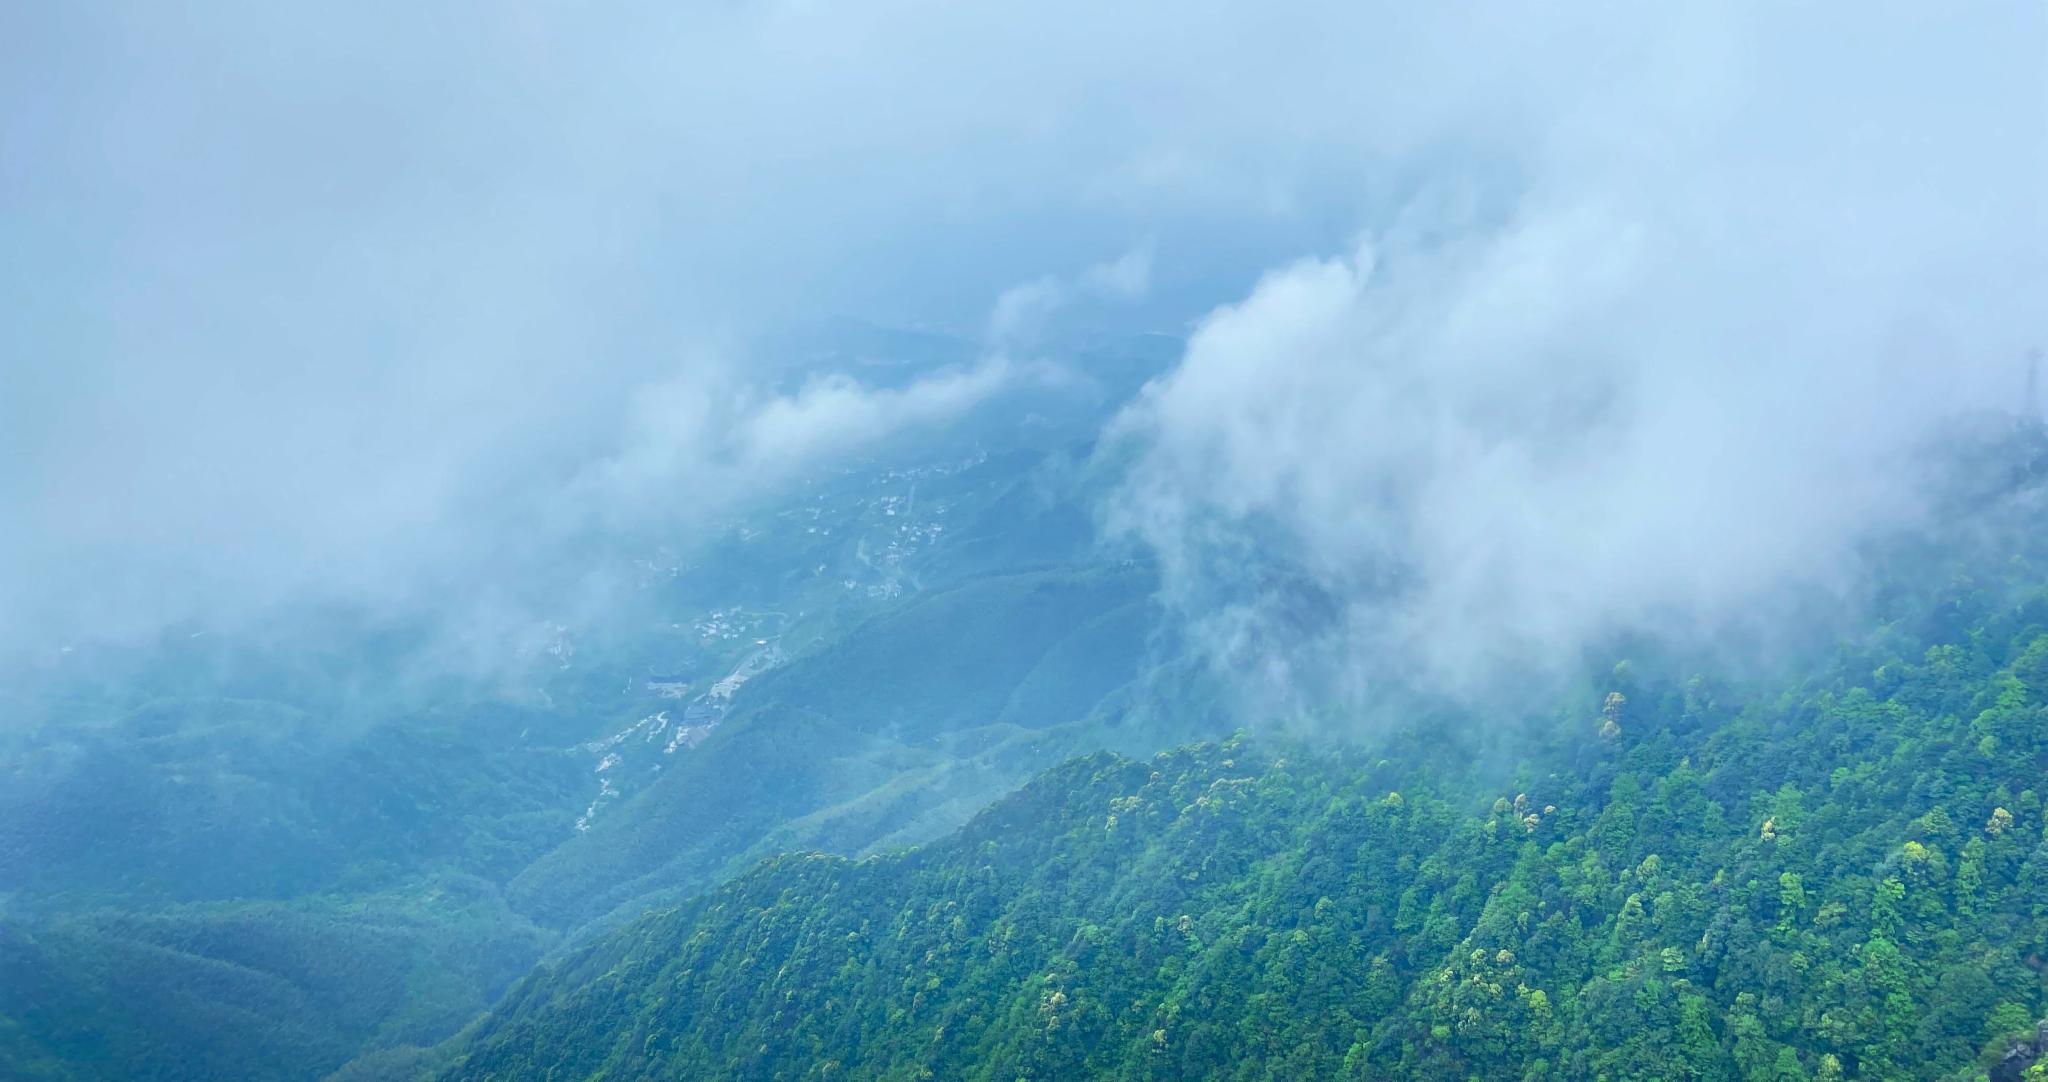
[4,0,2042,694]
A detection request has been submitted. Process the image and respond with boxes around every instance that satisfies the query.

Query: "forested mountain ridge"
[0,388,1220,1082]
[437,543,2048,1080]
[12,2,2042,1078]
[11,425,2048,1081]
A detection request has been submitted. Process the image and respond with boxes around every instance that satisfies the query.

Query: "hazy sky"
[4,2,2044,676]
[1108,5,2048,701]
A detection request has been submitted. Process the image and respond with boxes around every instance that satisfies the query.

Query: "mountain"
[8,369,2048,1081]
[436,565,2048,1081]
[0,346,1228,1081]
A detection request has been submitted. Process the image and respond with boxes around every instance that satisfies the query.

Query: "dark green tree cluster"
[441,573,2048,1080]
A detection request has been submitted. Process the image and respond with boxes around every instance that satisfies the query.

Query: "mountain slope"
[0,432,1199,1081]
[0,885,551,1082]
[440,582,2048,1081]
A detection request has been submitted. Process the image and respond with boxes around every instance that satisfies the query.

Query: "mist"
[5,1,2044,699]
[13,9,2048,1079]
[1109,5,2047,707]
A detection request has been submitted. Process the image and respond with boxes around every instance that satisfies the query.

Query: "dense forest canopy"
[13,424,2048,1081]
[6,4,2046,1081]
[432,431,2048,1082]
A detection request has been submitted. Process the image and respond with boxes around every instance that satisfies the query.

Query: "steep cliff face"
[1992,1021,2048,1082]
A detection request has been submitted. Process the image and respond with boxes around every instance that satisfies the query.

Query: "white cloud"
[1080,247,1153,302]
[4,0,2042,669]
[580,358,1014,514]
[987,246,1156,346]
[1109,5,2047,708]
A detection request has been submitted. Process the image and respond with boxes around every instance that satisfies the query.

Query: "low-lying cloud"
[0,348,1015,648]
[576,359,1018,526]
[989,247,1155,347]
[4,0,2043,702]
[1109,5,2046,708]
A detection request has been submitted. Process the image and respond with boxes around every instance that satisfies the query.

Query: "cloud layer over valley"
[1111,5,2046,705]
[5,1,2043,707]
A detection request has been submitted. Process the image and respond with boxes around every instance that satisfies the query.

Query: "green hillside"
[0,446,1205,1080]
[9,4,2031,1078]
[439,570,2048,1081]
[1,886,551,1082]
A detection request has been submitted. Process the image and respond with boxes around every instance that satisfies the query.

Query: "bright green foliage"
[15,417,2048,1081]
[442,586,2048,1081]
